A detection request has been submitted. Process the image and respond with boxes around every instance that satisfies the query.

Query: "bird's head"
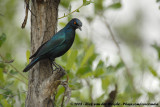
[69,18,82,31]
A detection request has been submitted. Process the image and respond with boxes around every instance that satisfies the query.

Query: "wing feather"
[34,32,65,58]
[29,41,48,59]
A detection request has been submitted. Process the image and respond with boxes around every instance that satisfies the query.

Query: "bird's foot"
[53,62,64,72]
[51,69,56,74]
[55,66,62,72]
[50,67,57,74]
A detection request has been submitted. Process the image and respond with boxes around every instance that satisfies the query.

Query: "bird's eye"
[74,21,77,25]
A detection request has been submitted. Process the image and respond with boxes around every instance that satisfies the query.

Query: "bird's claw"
[56,67,61,72]
[51,61,64,73]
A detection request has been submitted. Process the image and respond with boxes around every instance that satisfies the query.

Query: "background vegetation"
[0,0,160,106]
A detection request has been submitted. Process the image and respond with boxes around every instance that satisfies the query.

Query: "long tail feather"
[23,58,39,72]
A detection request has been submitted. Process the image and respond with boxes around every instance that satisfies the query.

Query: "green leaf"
[96,60,104,68]
[0,63,5,68]
[77,66,91,77]
[115,60,124,70]
[9,70,18,75]
[88,53,97,65]
[148,66,158,77]
[1,99,11,107]
[55,86,65,103]
[94,68,104,77]
[5,53,12,61]
[76,9,80,12]
[83,0,92,6]
[0,88,6,93]
[106,65,116,72]
[66,50,78,70]
[0,68,4,82]
[157,0,160,2]
[26,50,30,64]
[69,81,82,90]
[60,0,70,8]
[67,14,73,22]
[94,0,103,13]
[152,43,160,60]
[0,33,6,47]
[81,44,94,66]
[71,90,81,98]
[96,93,105,102]
[74,34,83,47]
[80,87,90,101]
[102,76,110,90]
[83,0,86,4]
[107,2,122,10]
[59,22,66,27]
[80,72,93,78]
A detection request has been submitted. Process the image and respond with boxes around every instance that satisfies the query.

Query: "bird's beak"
[78,26,82,31]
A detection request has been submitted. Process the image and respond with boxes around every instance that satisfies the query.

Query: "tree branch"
[58,4,83,19]
[104,84,117,107]
[5,71,27,85]
[102,16,137,92]
[39,68,66,102]
[0,53,28,80]
[61,81,71,107]
[21,0,30,28]
[0,90,27,98]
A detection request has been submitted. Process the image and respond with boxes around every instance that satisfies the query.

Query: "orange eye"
[74,21,76,25]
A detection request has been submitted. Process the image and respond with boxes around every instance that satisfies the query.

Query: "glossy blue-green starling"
[23,18,82,72]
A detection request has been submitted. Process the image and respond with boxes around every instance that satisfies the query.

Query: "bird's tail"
[23,58,39,72]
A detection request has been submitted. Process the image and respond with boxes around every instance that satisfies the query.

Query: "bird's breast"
[49,29,76,58]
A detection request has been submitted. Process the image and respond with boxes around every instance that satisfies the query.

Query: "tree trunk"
[25,0,65,107]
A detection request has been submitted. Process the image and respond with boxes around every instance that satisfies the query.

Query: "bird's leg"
[53,62,63,72]
[53,62,60,71]
[50,61,54,73]
[49,58,56,73]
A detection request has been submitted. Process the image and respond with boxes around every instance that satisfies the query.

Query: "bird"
[23,18,82,72]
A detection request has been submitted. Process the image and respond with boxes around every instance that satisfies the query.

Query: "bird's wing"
[29,41,48,59]
[35,32,65,58]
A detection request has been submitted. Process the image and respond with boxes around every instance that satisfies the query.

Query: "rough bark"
[25,0,66,107]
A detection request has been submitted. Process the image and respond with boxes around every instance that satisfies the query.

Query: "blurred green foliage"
[0,0,29,106]
[0,33,6,47]
[152,43,160,61]
[0,0,159,107]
